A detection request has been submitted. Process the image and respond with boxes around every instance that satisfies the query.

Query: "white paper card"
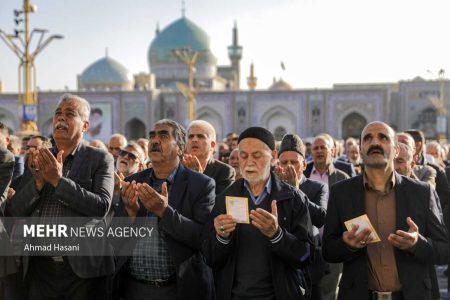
[225,196,250,224]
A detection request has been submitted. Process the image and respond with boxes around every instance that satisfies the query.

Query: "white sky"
[1,0,450,93]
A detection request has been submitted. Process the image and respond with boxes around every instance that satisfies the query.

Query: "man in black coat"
[405,129,450,212]
[323,121,448,300]
[276,133,329,300]
[202,127,313,300]
[0,142,22,300]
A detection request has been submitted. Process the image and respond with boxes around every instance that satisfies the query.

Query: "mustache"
[367,146,384,155]
[150,144,162,152]
[55,122,68,129]
[118,159,128,166]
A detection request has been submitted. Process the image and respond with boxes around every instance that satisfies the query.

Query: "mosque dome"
[78,55,133,91]
[148,17,217,87]
[269,78,293,91]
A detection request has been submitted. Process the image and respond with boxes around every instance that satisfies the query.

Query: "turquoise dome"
[80,56,132,84]
[148,17,216,68]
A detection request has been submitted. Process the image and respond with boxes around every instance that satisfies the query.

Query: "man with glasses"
[116,142,145,178]
[9,135,52,198]
[25,136,52,154]
[112,142,146,206]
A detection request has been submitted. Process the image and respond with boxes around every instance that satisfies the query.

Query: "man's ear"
[302,158,307,169]
[394,144,400,158]
[271,149,278,160]
[410,160,416,170]
[82,120,90,133]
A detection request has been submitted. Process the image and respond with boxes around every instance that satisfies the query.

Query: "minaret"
[155,22,160,36]
[227,21,243,90]
[247,62,257,90]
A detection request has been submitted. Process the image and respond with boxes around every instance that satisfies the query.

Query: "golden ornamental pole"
[173,48,199,122]
[0,0,63,134]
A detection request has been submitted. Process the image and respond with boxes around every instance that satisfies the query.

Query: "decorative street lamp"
[427,69,447,141]
[172,47,199,122]
[0,0,63,134]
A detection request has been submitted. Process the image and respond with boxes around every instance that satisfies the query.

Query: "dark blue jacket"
[115,164,216,300]
[202,173,313,300]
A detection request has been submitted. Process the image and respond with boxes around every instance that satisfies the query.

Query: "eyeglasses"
[119,150,138,161]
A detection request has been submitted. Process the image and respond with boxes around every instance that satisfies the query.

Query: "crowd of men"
[0,93,449,300]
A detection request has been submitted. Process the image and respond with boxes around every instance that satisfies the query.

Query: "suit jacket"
[0,146,17,278]
[322,173,449,300]
[414,165,437,190]
[0,146,14,204]
[333,159,356,178]
[115,164,216,300]
[12,155,24,181]
[204,158,235,195]
[304,162,350,187]
[299,176,328,228]
[418,158,450,212]
[299,176,329,283]
[5,143,115,278]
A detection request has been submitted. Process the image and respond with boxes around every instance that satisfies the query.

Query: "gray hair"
[153,119,187,157]
[313,134,333,149]
[398,142,414,163]
[109,133,128,147]
[187,120,216,142]
[426,141,442,155]
[57,93,91,122]
[397,132,415,150]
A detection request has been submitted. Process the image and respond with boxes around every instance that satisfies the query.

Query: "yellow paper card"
[344,214,381,244]
[225,196,250,224]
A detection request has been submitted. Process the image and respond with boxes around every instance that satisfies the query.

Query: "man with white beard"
[203,126,313,300]
[112,142,145,208]
[115,142,145,178]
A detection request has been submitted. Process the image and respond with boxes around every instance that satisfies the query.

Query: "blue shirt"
[126,165,179,281]
[244,175,272,205]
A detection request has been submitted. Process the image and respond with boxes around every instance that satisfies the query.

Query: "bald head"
[360,121,398,170]
[361,122,396,143]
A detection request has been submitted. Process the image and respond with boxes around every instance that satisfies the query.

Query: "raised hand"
[250,200,279,238]
[388,217,419,251]
[182,154,203,173]
[343,224,373,250]
[34,148,64,187]
[121,180,140,219]
[214,214,237,239]
[114,171,125,194]
[136,182,168,217]
[28,148,45,191]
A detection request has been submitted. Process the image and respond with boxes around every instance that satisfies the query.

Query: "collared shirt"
[243,175,272,205]
[309,165,329,185]
[363,172,402,292]
[126,165,179,281]
[39,144,81,222]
